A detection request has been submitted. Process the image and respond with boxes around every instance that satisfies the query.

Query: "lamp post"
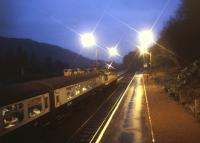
[137,29,155,69]
[80,32,98,68]
[95,46,98,68]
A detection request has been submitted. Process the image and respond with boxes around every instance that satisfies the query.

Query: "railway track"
[67,74,132,143]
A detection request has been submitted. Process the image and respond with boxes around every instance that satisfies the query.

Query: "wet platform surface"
[100,74,150,143]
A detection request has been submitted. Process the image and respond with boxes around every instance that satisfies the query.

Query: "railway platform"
[97,73,200,143]
[97,74,151,143]
[143,74,200,143]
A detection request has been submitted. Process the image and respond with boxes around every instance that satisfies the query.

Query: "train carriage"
[0,82,51,136]
[0,70,112,136]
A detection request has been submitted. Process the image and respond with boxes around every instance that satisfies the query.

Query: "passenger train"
[0,69,118,136]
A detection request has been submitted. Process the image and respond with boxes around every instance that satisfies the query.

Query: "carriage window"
[56,95,60,104]
[28,97,42,118]
[2,103,24,129]
[67,91,70,95]
[67,91,71,98]
[66,87,71,96]
[44,97,49,109]
[75,85,81,96]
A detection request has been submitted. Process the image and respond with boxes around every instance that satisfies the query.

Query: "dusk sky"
[0,0,181,62]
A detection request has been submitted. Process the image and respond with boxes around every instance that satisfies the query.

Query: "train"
[63,67,97,77]
[0,69,118,136]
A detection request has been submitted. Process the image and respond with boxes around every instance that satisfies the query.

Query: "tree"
[158,0,200,64]
[53,60,68,74]
[150,44,179,69]
[123,50,143,72]
[43,56,54,74]
[29,52,41,73]
[15,47,28,77]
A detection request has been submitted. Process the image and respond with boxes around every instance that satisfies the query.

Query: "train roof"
[0,72,100,107]
[0,81,50,107]
[36,72,100,88]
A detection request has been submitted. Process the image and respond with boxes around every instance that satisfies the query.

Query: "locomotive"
[0,69,118,136]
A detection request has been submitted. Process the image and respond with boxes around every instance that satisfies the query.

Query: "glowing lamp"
[80,33,96,48]
[107,47,120,57]
[138,30,155,49]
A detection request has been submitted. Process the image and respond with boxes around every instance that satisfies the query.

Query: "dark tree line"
[123,50,143,72]
[0,47,68,84]
[123,0,200,71]
[153,0,200,66]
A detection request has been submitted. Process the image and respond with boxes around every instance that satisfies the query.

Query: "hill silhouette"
[0,37,96,67]
[0,37,103,84]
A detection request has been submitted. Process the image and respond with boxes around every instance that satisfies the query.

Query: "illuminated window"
[75,90,80,96]
[28,97,42,118]
[66,87,72,98]
[82,87,87,92]
[2,103,24,129]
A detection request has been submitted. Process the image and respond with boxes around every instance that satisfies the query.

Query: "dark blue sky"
[0,0,180,62]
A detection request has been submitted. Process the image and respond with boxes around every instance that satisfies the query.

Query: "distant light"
[138,30,155,49]
[80,33,96,48]
[138,46,148,55]
[106,63,114,69]
[107,46,120,57]
[82,87,87,92]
